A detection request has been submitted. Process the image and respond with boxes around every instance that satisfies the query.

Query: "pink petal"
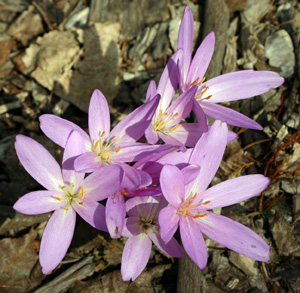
[105,191,126,238]
[178,6,194,84]
[203,70,284,103]
[189,120,228,193]
[148,230,183,257]
[200,175,270,210]
[13,190,62,215]
[197,212,270,262]
[192,101,208,132]
[158,206,179,244]
[73,199,107,231]
[186,31,215,88]
[74,152,102,173]
[121,234,152,281]
[88,89,110,144]
[145,80,157,102]
[39,114,90,148]
[180,216,208,269]
[15,135,63,191]
[200,101,263,130]
[160,165,185,207]
[40,207,76,274]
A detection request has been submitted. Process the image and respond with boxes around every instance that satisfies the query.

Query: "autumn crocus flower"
[121,196,183,281]
[13,133,123,274]
[177,6,284,130]
[40,89,167,173]
[158,121,271,269]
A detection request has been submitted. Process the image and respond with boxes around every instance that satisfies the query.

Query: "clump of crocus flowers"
[14,6,284,281]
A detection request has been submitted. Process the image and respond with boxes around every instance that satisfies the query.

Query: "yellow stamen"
[194,96,200,100]
[192,193,198,200]
[163,112,168,116]
[174,113,179,117]
[191,80,197,86]
[64,207,69,211]
[94,140,100,151]
[101,131,106,138]
[120,189,129,195]
[200,87,208,96]
[107,155,110,161]
[158,109,163,119]
[182,210,188,217]
[109,136,120,145]
[157,120,165,129]
[169,125,182,132]
[115,145,121,153]
[81,186,85,199]
[202,201,211,205]
[199,76,206,85]
[79,202,84,205]
[204,95,212,100]
[189,200,192,205]
[61,186,66,189]
[55,197,61,201]
[193,213,208,219]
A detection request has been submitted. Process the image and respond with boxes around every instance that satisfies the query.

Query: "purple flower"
[40,89,167,173]
[121,196,184,281]
[13,133,123,274]
[177,6,284,130]
[158,120,271,269]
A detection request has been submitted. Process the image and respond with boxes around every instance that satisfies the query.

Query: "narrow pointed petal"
[200,175,270,210]
[192,101,208,132]
[145,80,157,102]
[106,192,126,238]
[62,130,86,186]
[148,231,183,257]
[74,152,102,173]
[200,101,263,130]
[189,120,227,193]
[13,190,62,215]
[39,114,90,148]
[160,165,185,207]
[88,89,110,143]
[180,216,207,269]
[203,70,284,103]
[109,95,160,143]
[157,50,182,111]
[158,206,179,244]
[186,31,215,87]
[83,165,123,201]
[40,207,76,274]
[158,132,186,148]
[145,123,160,145]
[73,199,107,231]
[181,164,201,185]
[121,234,152,281]
[228,130,239,142]
[178,6,194,83]
[15,135,63,191]
[197,212,270,262]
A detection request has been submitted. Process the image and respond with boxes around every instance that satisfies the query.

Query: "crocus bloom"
[40,89,167,173]
[158,121,271,269]
[13,133,123,274]
[121,196,184,281]
[177,6,284,130]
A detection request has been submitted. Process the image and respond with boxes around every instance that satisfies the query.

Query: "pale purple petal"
[74,152,102,173]
[88,89,110,143]
[121,234,152,281]
[186,31,215,87]
[13,190,62,215]
[109,95,160,143]
[39,114,90,148]
[178,6,194,84]
[148,230,183,257]
[192,101,208,132]
[73,199,107,231]
[197,212,270,262]
[83,165,123,201]
[158,206,179,244]
[181,164,201,185]
[228,130,239,142]
[105,191,126,238]
[62,130,86,187]
[145,80,157,102]
[122,217,141,237]
[15,135,63,191]
[157,50,182,111]
[203,70,284,103]
[40,207,76,274]
[200,101,263,130]
[145,123,160,145]
[158,132,186,148]
[160,165,185,207]
[118,163,147,191]
[200,175,270,210]
[189,120,227,193]
[180,216,208,269]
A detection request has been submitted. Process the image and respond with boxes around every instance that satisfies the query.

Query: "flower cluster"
[14,6,283,281]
